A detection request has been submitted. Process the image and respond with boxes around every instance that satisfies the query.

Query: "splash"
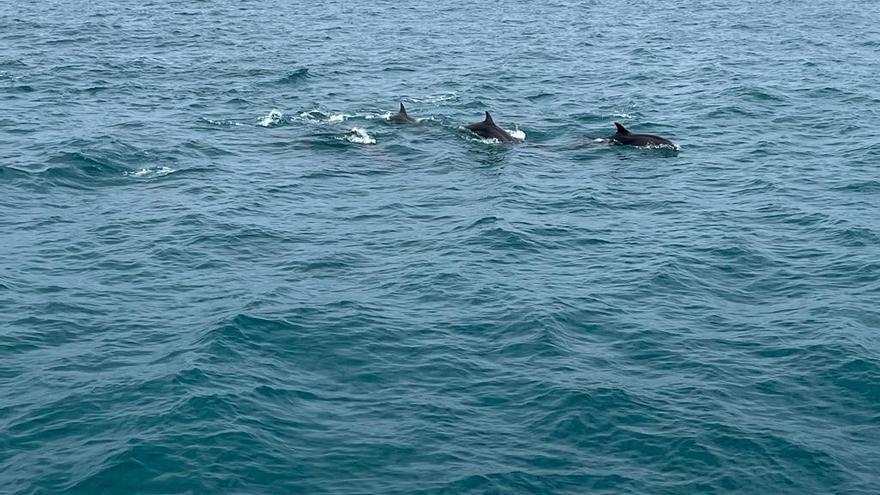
[257,109,284,127]
[345,127,376,145]
[506,128,526,141]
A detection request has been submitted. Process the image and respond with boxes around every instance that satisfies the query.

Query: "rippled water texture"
[2,1,879,493]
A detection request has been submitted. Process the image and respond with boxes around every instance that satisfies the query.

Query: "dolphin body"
[388,103,417,124]
[610,122,675,148]
[465,112,521,143]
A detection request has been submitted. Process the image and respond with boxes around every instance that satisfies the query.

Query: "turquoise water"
[2,1,879,493]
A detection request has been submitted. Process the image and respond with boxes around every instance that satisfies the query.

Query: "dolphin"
[388,102,417,124]
[610,122,675,148]
[465,112,521,143]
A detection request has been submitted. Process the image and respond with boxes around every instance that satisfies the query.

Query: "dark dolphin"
[465,112,521,143]
[388,102,417,124]
[610,122,676,148]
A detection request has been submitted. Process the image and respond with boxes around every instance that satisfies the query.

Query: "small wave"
[124,166,175,178]
[257,109,284,127]
[46,150,128,178]
[344,127,376,145]
[832,180,880,193]
[276,68,310,84]
[0,58,27,68]
[382,66,417,72]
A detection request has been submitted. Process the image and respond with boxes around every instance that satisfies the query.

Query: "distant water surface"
[1,1,879,493]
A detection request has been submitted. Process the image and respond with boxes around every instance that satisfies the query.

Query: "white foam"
[613,112,633,118]
[410,93,458,103]
[202,117,245,127]
[257,109,283,127]
[644,143,681,151]
[125,166,175,178]
[506,128,526,141]
[345,127,376,145]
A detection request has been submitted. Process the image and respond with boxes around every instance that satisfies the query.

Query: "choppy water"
[2,1,880,493]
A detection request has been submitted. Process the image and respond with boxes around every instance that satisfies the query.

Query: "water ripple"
[2,0,879,494]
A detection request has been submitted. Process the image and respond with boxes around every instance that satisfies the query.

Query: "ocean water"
[2,0,879,493]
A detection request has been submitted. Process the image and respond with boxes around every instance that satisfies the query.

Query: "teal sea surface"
[1,1,879,493]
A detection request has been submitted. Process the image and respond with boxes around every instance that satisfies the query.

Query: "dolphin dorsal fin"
[614,122,630,135]
[484,111,495,125]
[399,102,407,115]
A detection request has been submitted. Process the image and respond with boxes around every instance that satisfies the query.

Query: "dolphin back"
[611,122,675,147]
[388,102,416,123]
[466,113,520,143]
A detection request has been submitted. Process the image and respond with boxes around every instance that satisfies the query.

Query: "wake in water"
[246,103,684,151]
